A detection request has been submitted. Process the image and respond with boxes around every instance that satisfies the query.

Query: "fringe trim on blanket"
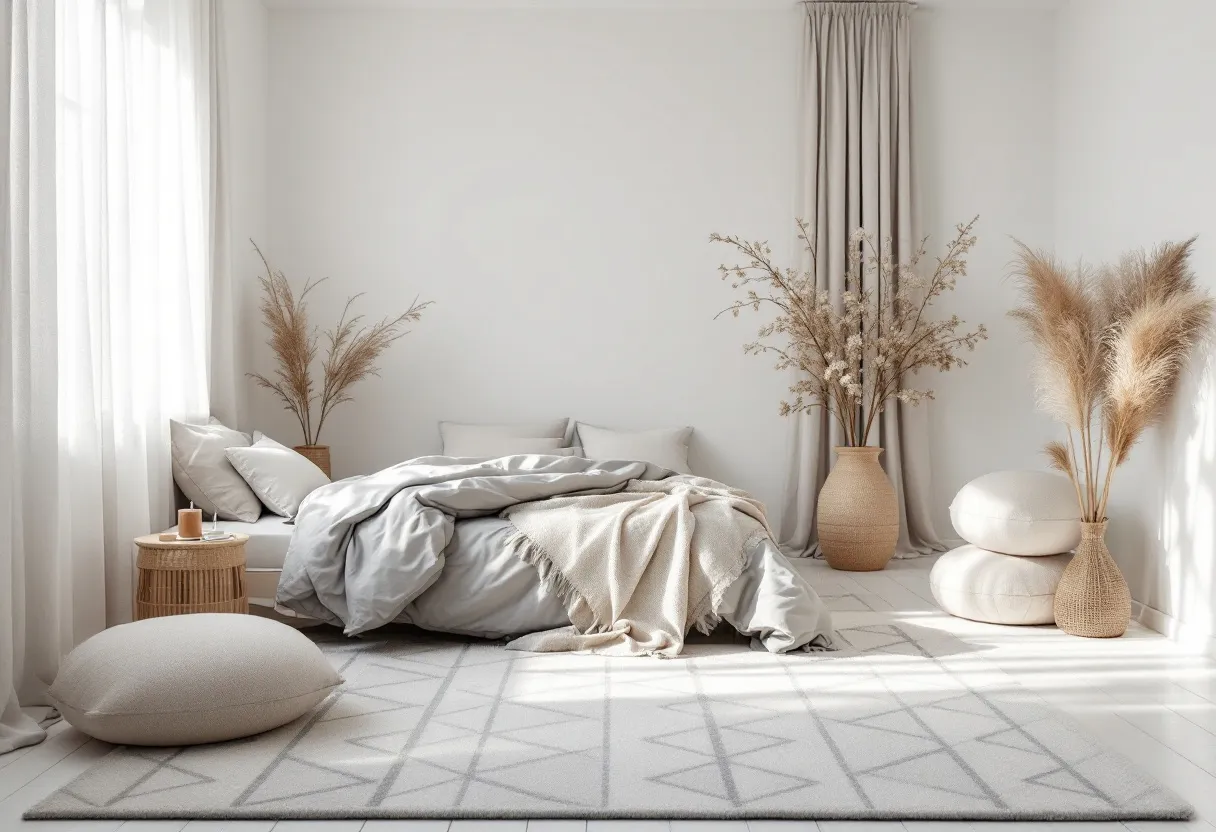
[503,526,757,641]
[687,528,760,638]
[503,529,611,634]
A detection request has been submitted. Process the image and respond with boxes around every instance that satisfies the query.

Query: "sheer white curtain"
[2,0,61,756]
[1,0,215,754]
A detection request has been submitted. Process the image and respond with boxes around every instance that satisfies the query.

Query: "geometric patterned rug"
[26,620,1192,821]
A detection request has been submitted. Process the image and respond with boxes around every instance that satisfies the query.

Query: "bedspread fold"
[501,476,771,657]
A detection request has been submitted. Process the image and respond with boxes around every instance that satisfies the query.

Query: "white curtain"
[779,1,944,559]
[1,0,215,754]
[2,0,61,756]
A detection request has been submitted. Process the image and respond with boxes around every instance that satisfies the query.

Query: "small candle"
[178,504,203,539]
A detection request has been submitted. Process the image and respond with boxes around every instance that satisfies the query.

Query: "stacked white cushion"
[933,470,1081,626]
[48,615,341,746]
[226,431,331,518]
[575,423,693,474]
[931,546,1071,625]
[950,470,1081,556]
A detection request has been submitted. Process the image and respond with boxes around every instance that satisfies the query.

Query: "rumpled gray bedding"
[276,455,835,653]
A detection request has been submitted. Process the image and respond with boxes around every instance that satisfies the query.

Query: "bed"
[167,420,835,656]
[271,455,836,655]
[169,461,835,655]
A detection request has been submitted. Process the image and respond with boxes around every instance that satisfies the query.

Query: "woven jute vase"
[817,446,899,572]
[293,444,332,478]
[1053,520,1130,638]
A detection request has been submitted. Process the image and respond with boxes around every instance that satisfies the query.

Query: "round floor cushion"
[930,545,1072,625]
[48,614,341,746]
[950,470,1081,555]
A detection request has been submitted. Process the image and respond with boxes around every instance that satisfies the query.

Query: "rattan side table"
[133,533,249,620]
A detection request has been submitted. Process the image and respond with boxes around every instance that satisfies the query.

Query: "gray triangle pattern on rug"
[25,623,1192,822]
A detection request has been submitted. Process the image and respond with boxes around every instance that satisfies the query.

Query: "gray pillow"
[48,614,342,746]
[170,419,262,522]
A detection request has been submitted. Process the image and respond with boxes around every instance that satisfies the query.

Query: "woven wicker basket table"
[133,533,249,620]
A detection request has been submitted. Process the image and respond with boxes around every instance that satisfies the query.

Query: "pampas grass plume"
[1011,237,1212,521]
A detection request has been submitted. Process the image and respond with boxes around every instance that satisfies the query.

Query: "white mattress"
[165,514,293,569]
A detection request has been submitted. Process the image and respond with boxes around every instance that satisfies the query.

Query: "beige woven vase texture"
[816,446,899,572]
[1053,520,1130,638]
[294,444,332,478]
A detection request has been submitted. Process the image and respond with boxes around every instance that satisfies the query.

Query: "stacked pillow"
[575,423,692,474]
[170,419,330,521]
[930,470,1080,625]
[226,432,330,517]
[439,419,694,474]
[440,419,574,457]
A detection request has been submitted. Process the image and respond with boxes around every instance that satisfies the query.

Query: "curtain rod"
[800,1,919,7]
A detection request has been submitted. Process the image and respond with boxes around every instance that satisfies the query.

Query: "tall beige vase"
[1053,520,1130,638]
[817,446,899,571]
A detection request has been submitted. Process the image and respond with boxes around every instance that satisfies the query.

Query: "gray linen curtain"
[779,1,943,559]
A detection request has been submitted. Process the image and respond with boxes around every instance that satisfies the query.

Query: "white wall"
[260,7,802,523]
[1054,0,1216,644]
[912,7,1060,538]
[257,3,1067,538]
[246,0,1216,642]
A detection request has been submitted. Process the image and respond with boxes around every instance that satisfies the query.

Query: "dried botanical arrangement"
[248,241,432,447]
[1011,238,1213,523]
[711,217,987,446]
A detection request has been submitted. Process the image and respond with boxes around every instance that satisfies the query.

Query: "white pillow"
[209,415,251,443]
[443,435,571,458]
[226,431,331,518]
[48,614,341,746]
[950,470,1081,556]
[170,419,262,522]
[575,423,693,474]
[930,544,1071,625]
[440,419,569,446]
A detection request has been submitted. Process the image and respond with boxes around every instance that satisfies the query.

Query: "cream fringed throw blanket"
[502,475,772,657]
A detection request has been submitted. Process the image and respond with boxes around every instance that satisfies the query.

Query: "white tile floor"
[5,555,1216,832]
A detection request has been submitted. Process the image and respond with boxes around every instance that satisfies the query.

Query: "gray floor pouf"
[48,614,342,746]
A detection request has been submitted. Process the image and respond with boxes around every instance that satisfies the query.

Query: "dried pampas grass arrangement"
[1011,238,1213,522]
[248,241,432,446]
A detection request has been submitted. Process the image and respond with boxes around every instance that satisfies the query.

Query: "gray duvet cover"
[277,455,834,653]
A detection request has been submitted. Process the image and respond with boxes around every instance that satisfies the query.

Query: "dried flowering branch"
[710,217,987,447]
[248,241,432,446]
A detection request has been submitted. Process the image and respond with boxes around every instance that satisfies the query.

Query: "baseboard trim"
[1131,599,1216,658]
